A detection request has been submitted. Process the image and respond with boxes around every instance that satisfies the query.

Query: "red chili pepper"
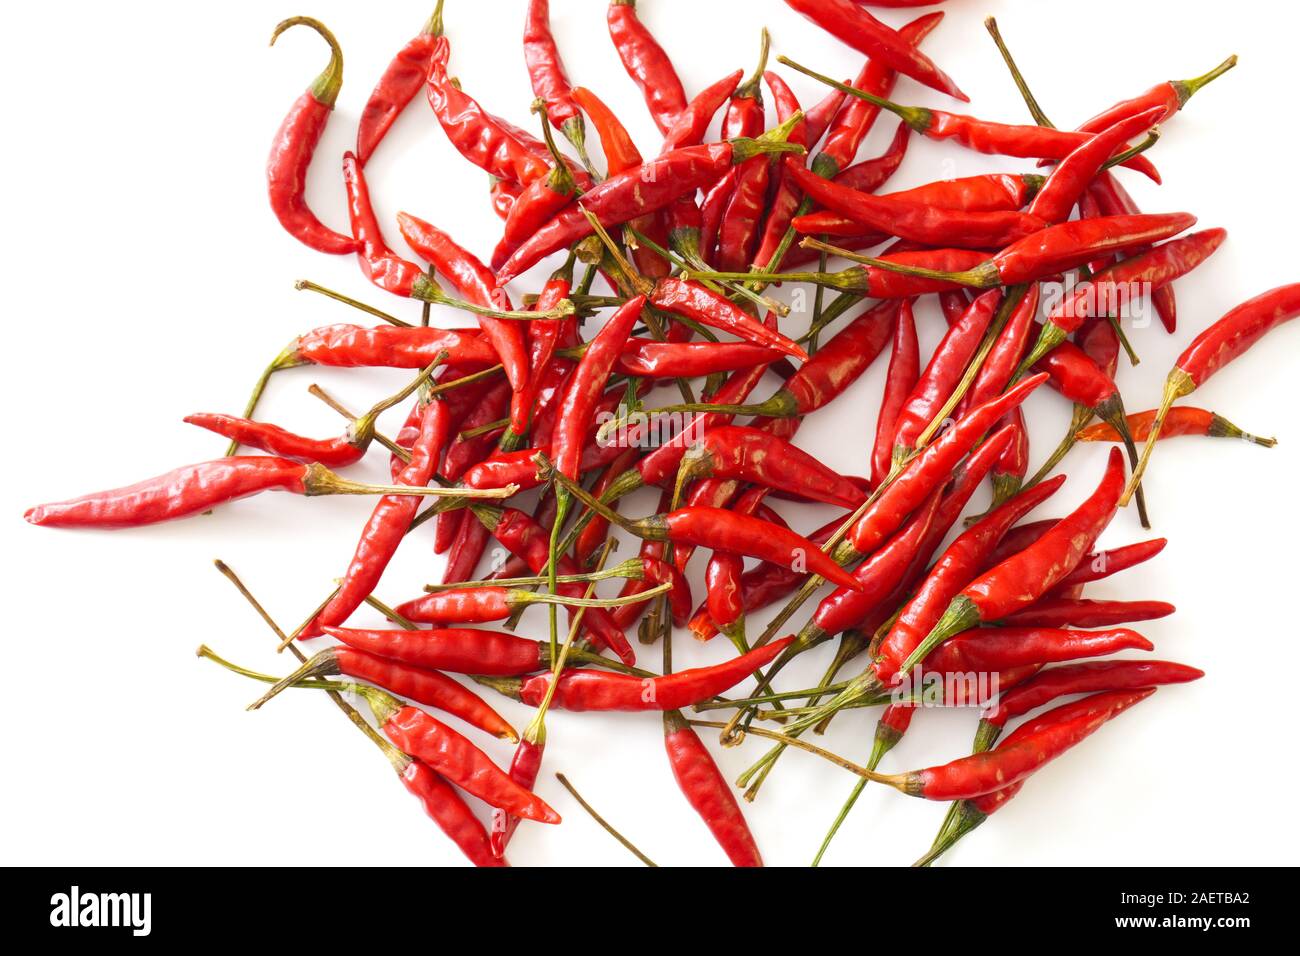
[606,0,687,134]
[962,286,1041,417]
[395,213,531,428]
[490,176,523,220]
[289,324,498,370]
[724,247,992,300]
[648,279,808,359]
[1078,408,1275,448]
[363,688,560,823]
[442,509,491,585]
[265,18,358,255]
[356,5,444,166]
[1125,283,1300,503]
[490,735,543,859]
[1026,229,1228,369]
[786,0,967,101]
[323,625,592,676]
[986,407,1030,507]
[663,710,762,866]
[833,121,911,193]
[442,378,513,480]
[573,86,643,175]
[675,425,867,510]
[398,757,507,867]
[23,454,461,530]
[924,626,1154,675]
[1000,599,1175,629]
[704,487,771,645]
[715,31,773,271]
[662,70,745,151]
[342,152,427,297]
[1074,56,1237,135]
[891,290,1001,461]
[785,160,1046,251]
[425,36,549,185]
[874,474,1068,690]
[304,399,451,636]
[900,447,1127,674]
[524,0,584,145]
[873,301,919,485]
[254,644,516,741]
[494,637,795,712]
[642,556,693,628]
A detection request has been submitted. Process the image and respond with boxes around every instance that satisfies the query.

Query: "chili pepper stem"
[1207,414,1278,446]
[1024,404,1094,491]
[409,274,575,321]
[984,17,1054,128]
[1122,370,1196,504]
[271,17,343,106]
[595,393,795,443]
[196,644,336,690]
[302,464,517,499]
[811,720,898,866]
[914,805,986,867]
[554,772,658,867]
[1174,55,1239,107]
[424,558,644,592]
[246,650,341,710]
[1108,315,1142,367]
[899,595,981,676]
[517,582,672,610]
[533,453,643,535]
[689,720,904,787]
[1096,395,1152,528]
[296,279,409,327]
[308,383,411,462]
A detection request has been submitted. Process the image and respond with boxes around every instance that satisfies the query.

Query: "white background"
[3,0,1297,867]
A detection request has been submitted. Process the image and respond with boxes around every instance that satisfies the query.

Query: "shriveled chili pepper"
[987,407,1030,507]
[251,643,517,741]
[606,0,687,134]
[1124,283,1300,503]
[784,160,1046,251]
[23,452,481,530]
[924,626,1154,676]
[1024,229,1228,371]
[673,426,867,510]
[425,36,549,185]
[495,120,806,282]
[266,17,358,255]
[490,176,523,220]
[899,447,1127,674]
[715,31,773,272]
[524,0,588,159]
[394,580,666,626]
[663,709,763,866]
[1078,407,1276,448]
[481,637,795,713]
[540,454,866,591]
[779,55,1162,182]
[287,324,498,370]
[399,755,506,867]
[342,152,429,297]
[356,4,444,167]
[357,685,560,823]
[708,247,991,299]
[786,0,966,101]
[704,486,772,646]
[871,300,920,485]
[892,290,1001,463]
[1000,598,1175,629]
[320,625,612,676]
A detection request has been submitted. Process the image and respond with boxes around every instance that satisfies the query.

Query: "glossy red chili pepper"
[606,0,687,135]
[876,688,1155,800]
[396,213,531,422]
[496,127,803,283]
[750,70,810,269]
[847,374,1049,558]
[988,407,1030,506]
[1078,408,1275,448]
[513,261,577,442]
[356,5,444,167]
[663,709,762,866]
[704,498,761,645]
[441,378,512,480]
[365,689,560,823]
[304,399,450,636]
[342,152,427,297]
[490,734,542,859]
[425,36,549,185]
[675,426,866,510]
[186,413,370,469]
[939,290,971,326]
[498,637,795,712]
[891,290,1001,460]
[962,285,1041,415]
[1000,599,1175,629]
[1125,283,1300,502]
[900,447,1127,674]
[491,166,585,273]
[661,70,744,152]
[1052,538,1169,593]
[642,556,693,629]
[784,160,1046,250]
[786,0,966,101]
[257,644,516,740]
[649,279,808,359]
[490,176,523,220]
[575,450,641,567]
[553,296,644,480]
[1090,172,1178,333]
[399,757,507,867]
[834,121,911,193]
[715,32,773,271]
[1028,229,1228,368]
[442,509,491,585]
[573,86,643,175]
[1075,56,1237,134]
[874,474,1068,690]
[323,625,584,676]
[23,455,453,530]
[290,324,498,370]
[266,18,358,255]
[524,0,582,142]
[924,626,1154,676]
[871,300,920,486]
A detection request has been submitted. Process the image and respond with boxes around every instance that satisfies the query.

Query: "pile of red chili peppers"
[27,1,1300,867]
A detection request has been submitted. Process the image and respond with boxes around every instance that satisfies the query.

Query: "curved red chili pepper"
[400,758,507,867]
[266,18,358,254]
[1078,408,1274,447]
[1075,56,1237,135]
[964,286,1042,413]
[641,556,692,628]
[663,710,762,866]
[924,626,1154,676]
[786,0,967,101]
[184,414,365,469]
[606,0,687,135]
[650,279,808,360]
[524,0,581,136]
[833,122,912,193]
[491,734,544,859]
[356,6,444,167]
[342,152,427,297]
[490,176,523,221]
[1000,599,1175,630]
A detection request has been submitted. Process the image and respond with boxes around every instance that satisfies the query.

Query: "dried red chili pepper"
[1078,407,1275,447]
[399,756,507,867]
[716,31,773,272]
[923,626,1154,675]
[490,176,523,220]
[287,324,498,370]
[710,247,991,299]
[266,17,357,254]
[987,407,1030,507]
[1074,56,1237,135]
[899,447,1127,674]
[23,452,480,530]
[573,86,642,176]
[356,4,444,167]
[394,581,665,626]
[786,0,966,101]
[871,300,920,486]
[524,0,588,158]
[663,709,763,866]
[321,625,611,676]
[481,637,794,712]
[1000,598,1175,629]
[834,121,911,192]
[704,487,772,646]
[606,0,687,135]
[1124,283,1300,502]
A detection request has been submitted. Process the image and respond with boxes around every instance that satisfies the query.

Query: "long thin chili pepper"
[1001,597,1175,629]
[716,30,774,272]
[524,0,591,165]
[266,17,358,255]
[872,299,920,485]
[393,581,669,626]
[1123,283,1300,503]
[356,4,445,167]
[923,626,1154,675]
[1075,55,1238,134]
[779,55,1163,181]
[606,0,687,134]
[1078,407,1276,447]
